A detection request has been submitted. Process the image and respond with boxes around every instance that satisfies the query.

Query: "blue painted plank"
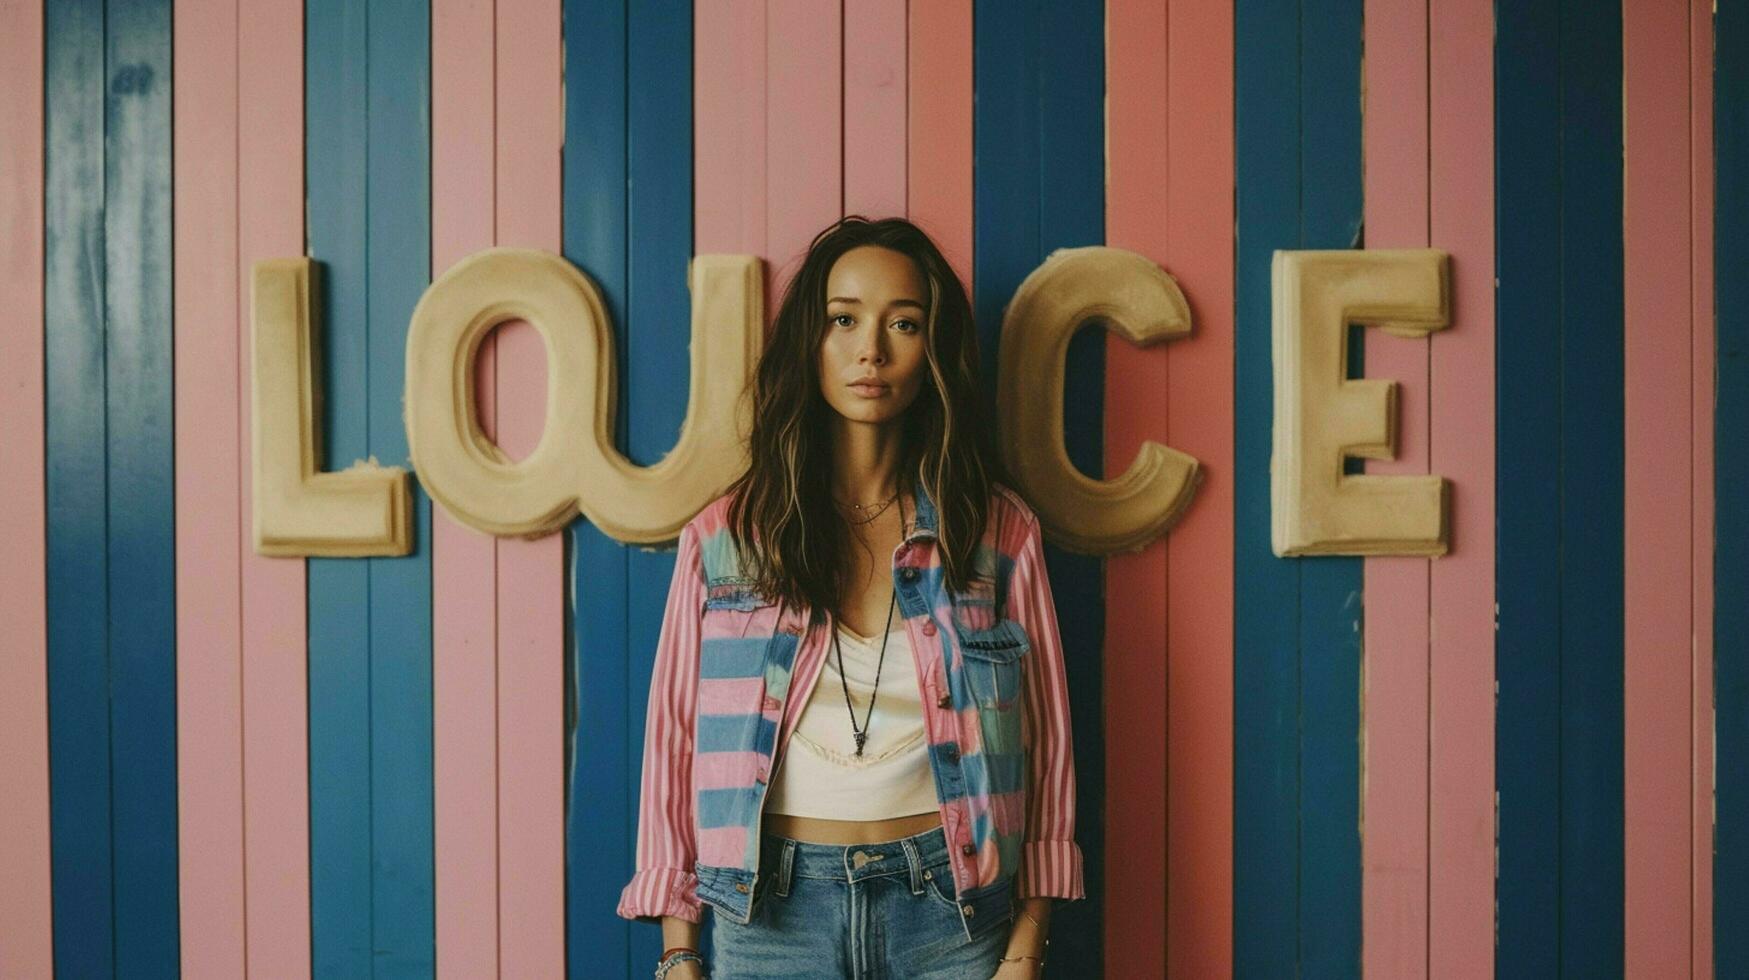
[307,0,436,973]
[1034,2,1107,974]
[976,1,1106,973]
[619,0,696,958]
[1493,0,1565,973]
[306,0,376,970]
[45,0,115,973]
[1714,1,1748,975]
[1233,0,1307,972]
[363,0,436,974]
[101,0,181,974]
[1295,0,1365,973]
[1556,1,1625,973]
[561,1,693,976]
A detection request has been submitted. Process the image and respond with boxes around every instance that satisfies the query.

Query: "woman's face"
[817,245,930,426]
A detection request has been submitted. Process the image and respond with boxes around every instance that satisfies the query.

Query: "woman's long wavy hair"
[721,215,1011,619]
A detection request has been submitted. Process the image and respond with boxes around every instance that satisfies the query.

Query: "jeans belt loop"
[900,836,925,895]
[775,838,796,898]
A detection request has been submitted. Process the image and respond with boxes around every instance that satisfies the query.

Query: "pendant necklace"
[834,492,906,757]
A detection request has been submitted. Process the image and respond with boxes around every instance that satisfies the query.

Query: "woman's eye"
[892,318,919,333]
[831,313,855,327]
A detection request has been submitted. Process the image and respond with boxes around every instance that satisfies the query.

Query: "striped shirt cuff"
[616,867,703,923]
[1014,839,1087,901]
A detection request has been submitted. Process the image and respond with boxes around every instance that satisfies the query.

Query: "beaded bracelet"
[654,949,705,979]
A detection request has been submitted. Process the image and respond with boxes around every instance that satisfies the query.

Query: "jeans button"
[943,745,958,762]
[937,692,952,709]
[921,620,936,636]
[900,567,919,582]
[960,842,976,856]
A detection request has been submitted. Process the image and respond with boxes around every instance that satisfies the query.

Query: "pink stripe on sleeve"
[617,521,707,923]
[1007,505,1088,901]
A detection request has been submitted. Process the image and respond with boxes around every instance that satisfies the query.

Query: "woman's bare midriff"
[764,810,942,845]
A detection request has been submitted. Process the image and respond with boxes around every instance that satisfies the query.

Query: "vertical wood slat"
[1104,5,1172,973]
[362,0,438,963]
[45,2,117,971]
[1426,0,1497,971]
[1687,0,1717,971]
[173,0,248,971]
[1492,0,1563,971]
[1105,5,1175,973]
[304,0,375,966]
[1623,0,1703,973]
[1161,0,1236,974]
[1496,0,1628,973]
[1233,0,1305,968]
[237,0,315,970]
[1553,1,1626,971]
[493,0,568,972]
[562,0,635,972]
[431,0,501,971]
[1713,0,1747,975]
[0,0,53,972]
[305,0,436,972]
[1359,1,1432,972]
[102,0,179,968]
[1294,0,1365,972]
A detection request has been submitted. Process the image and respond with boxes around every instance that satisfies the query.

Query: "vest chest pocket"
[701,581,780,648]
[957,618,1028,760]
[957,618,1028,707]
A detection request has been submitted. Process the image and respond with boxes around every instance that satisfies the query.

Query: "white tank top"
[764,621,939,820]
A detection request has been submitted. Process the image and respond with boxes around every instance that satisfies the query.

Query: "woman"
[617,216,1085,979]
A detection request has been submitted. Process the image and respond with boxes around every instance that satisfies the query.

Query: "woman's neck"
[828,419,907,504]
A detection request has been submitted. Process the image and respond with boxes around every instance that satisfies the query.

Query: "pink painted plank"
[0,0,52,972]
[696,0,769,259]
[1427,0,1498,972]
[237,0,314,971]
[1689,0,1716,971]
[173,0,249,972]
[493,0,567,973]
[1360,0,1432,974]
[905,0,973,288]
[844,0,907,219]
[1163,0,1236,974]
[1624,0,1700,974]
[431,0,502,973]
[765,0,843,312]
[1103,3,1171,975]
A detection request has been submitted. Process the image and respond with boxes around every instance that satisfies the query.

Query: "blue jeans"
[707,824,1013,979]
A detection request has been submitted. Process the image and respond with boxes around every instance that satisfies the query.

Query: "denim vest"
[689,479,1029,940]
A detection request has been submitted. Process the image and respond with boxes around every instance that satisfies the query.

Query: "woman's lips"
[848,381,889,397]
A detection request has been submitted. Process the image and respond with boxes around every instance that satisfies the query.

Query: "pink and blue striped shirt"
[616,478,1085,927]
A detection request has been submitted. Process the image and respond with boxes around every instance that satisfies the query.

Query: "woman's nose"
[859,335,886,364]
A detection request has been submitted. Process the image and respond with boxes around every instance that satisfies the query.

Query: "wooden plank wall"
[0,1,1737,977]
